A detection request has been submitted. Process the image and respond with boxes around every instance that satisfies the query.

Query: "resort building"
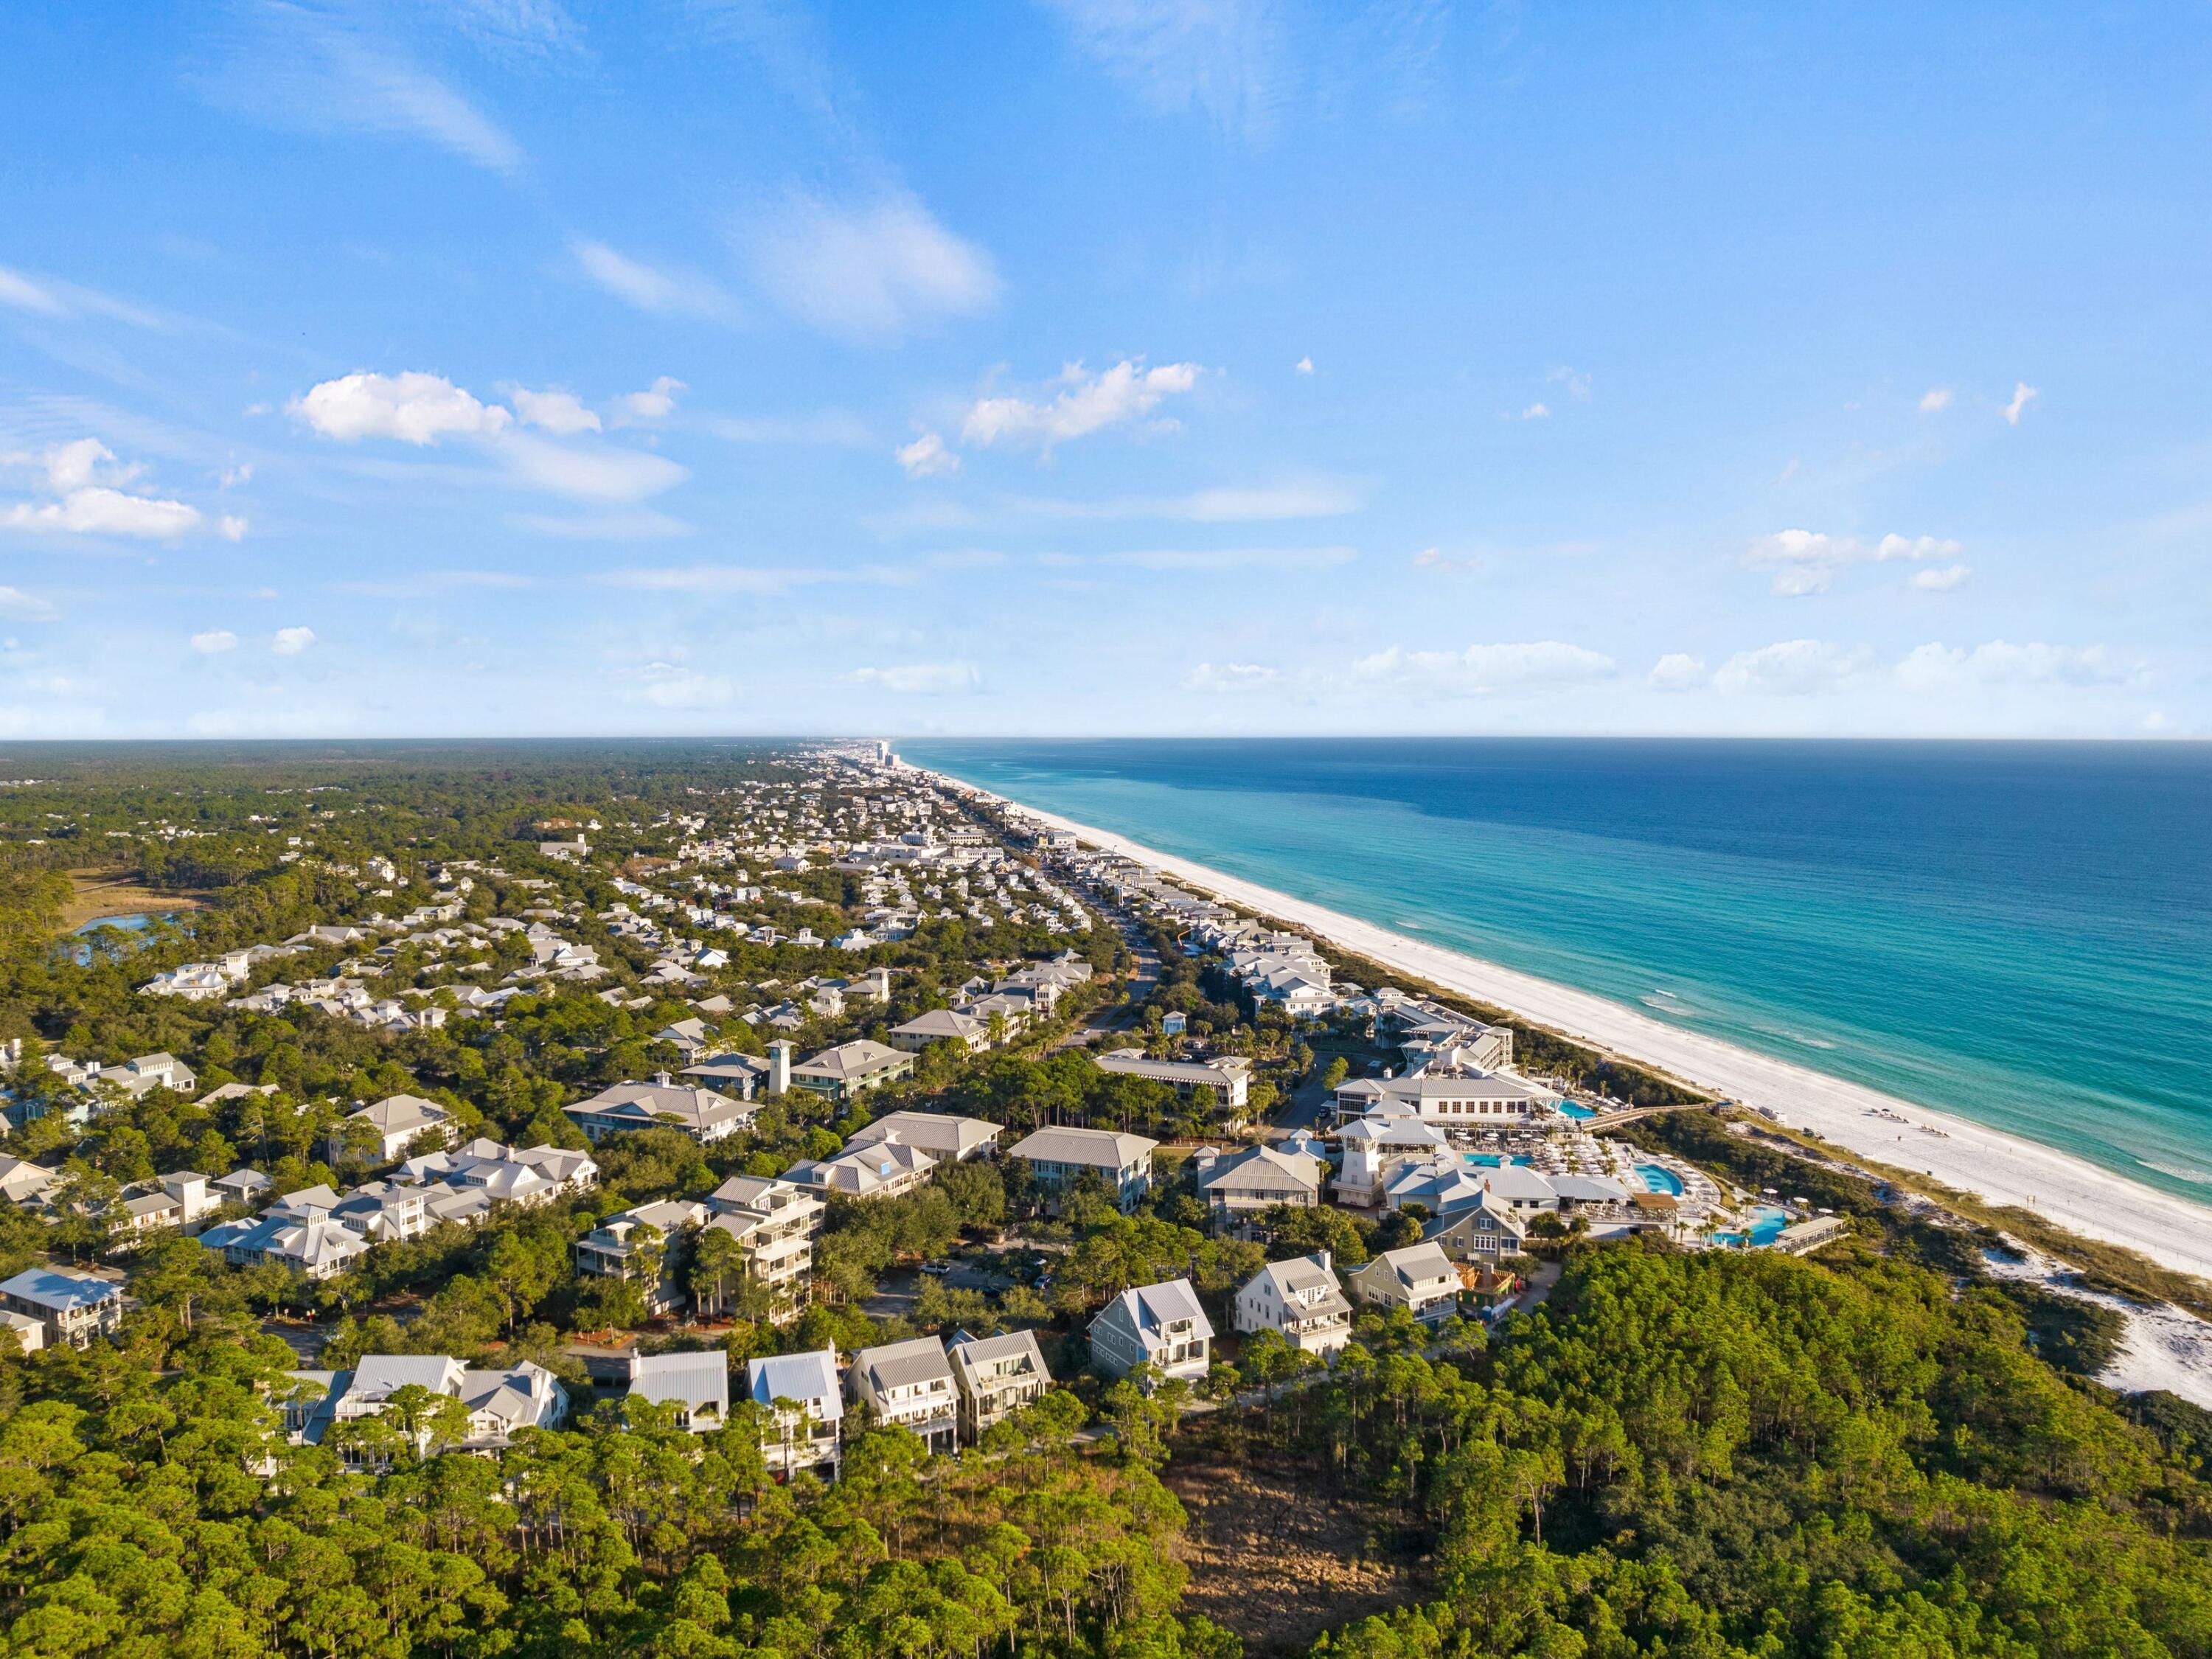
[563,1076,755,1144]
[946,1329,1054,1440]
[886,1009,989,1053]
[845,1336,960,1453]
[1006,1125,1158,1211]
[1092,1049,1251,1110]
[787,1040,916,1105]
[1191,1144,1325,1221]
[573,1199,705,1315]
[746,1349,844,1479]
[333,1093,452,1163]
[787,1136,936,1201]
[846,1110,1003,1162]
[1089,1278,1213,1388]
[0,1266,124,1349]
[704,1175,822,1312]
[1334,1071,1548,1129]
[1234,1253,1354,1357]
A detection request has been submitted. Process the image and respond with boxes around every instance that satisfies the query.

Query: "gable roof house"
[946,1329,1053,1440]
[747,1349,844,1479]
[0,1156,60,1208]
[706,1175,824,1313]
[291,1354,568,1462]
[564,1076,755,1144]
[1424,1197,1531,1262]
[626,1349,731,1433]
[653,1018,716,1062]
[787,1135,937,1202]
[1346,1242,1461,1324]
[573,1199,705,1315]
[1089,1279,1213,1388]
[886,1008,990,1054]
[845,1336,960,1453]
[1093,1049,1251,1110]
[1234,1253,1354,1356]
[679,1053,773,1099]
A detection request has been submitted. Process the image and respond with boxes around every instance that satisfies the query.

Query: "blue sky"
[1,1,2206,738]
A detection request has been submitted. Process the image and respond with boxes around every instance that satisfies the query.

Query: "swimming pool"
[1714,1206,1793,1248]
[1557,1102,1596,1121]
[1462,1153,1534,1167]
[1633,1164,1684,1196]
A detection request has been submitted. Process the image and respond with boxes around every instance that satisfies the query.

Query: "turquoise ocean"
[902,740,2212,1206]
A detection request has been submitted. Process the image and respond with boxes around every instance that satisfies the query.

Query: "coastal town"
[0,742,1856,1453]
[0,740,2202,1659]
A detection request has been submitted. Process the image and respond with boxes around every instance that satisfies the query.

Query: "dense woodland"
[0,745,2205,1657]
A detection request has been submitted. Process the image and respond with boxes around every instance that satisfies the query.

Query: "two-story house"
[1346,1242,1461,1324]
[747,1348,844,1480]
[1234,1253,1354,1357]
[1006,1126,1158,1213]
[945,1328,1053,1440]
[845,1335,959,1453]
[1088,1279,1213,1388]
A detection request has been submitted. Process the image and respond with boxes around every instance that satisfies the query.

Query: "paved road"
[1047,905,1160,1054]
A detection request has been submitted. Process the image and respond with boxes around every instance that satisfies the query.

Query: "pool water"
[1633,1164,1684,1196]
[1462,1153,1534,1167]
[1714,1205,1795,1248]
[1557,1102,1596,1121]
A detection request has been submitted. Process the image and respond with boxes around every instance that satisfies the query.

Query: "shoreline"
[918,766,2212,1284]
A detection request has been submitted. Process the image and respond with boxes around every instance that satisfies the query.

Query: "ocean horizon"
[904,738,2212,1206]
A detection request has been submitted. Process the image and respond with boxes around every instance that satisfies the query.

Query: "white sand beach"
[931,773,2212,1284]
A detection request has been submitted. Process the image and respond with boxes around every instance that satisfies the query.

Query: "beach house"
[625,1350,730,1433]
[787,1040,915,1105]
[746,1349,844,1479]
[846,1110,1003,1163]
[563,1076,755,1144]
[845,1336,960,1453]
[0,1266,124,1349]
[1089,1278,1214,1388]
[1191,1144,1325,1222]
[946,1328,1054,1440]
[1234,1253,1354,1357]
[1092,1048,1251,1110]
[1346,1242,1461,1324]
[1006,1125,1158,1211]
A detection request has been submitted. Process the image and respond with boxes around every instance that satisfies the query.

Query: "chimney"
[767,1039,794,1097]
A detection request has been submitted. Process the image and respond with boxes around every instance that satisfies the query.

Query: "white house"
[1006,1125,1158,1212]
[627,1349,730,1433]
[946,1329,1052,1440]
[1192,1144,1324,1220]
[335,1093,453,1163]
[0,1267,124,1348]
[564,1076,754,1145]
[1092,1049,1251,1110]
[845,1336,960,1453]
[1234,1253,1354,1357]
[846,1111,1002,1163]
[747,1349,844,1479]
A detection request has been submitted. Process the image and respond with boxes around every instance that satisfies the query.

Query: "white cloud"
[0,588,58,622]
[962,358,1201,451]
[206,10,524,175]
[0,267,66,318]
[1908,563,1972,592]
[1713,639,1869,695]
[3,487,201,540]
[291,372,512,445]
[509,386,601,435]
[611,376,685,425]
[271,626,317,656]
[0,264,162,327]
[2003,381,2039,425]
[1293,355,1313,375]
[190,630,239,654]
[499,433,686,504]
[510,509,691,540]
[1020,478,1361,522]
[1919,386,1952,412]
[707,411,874,448]
[32,438,129,493]
[614,660,737,709]
[1518,403,1549,420]
[219,514,249,543]
[1412,546,1479,574]
[1181,661,1281,692]
[1548,366,1593,401]
[1749,528,1964,597]
[847,661,981,695]
[1649,653,1708,690]
[1895,641,2130,690]
[597,564,849,594]
[1351,641,1616,695]
[748,191,1001,340]
[220,462,254,487]
[1101,545,1354,571]
[1043,0,1288,135]
[895,432,960,478]
[571,239,737,321]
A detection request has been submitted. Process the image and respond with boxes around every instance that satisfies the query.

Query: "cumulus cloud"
[1908,563,1972,592]
[1519,402,1550,420]
[1649,653,1708,690]
[2003,381,2039,425]
[1894,641,2130,690]
[1919,386,1952,412]
[190,629,239,653]
[962,358,1200,451]
[1548,366,1593,401]
[611,376,684,425]
[0,588,58,622]
[291,372,512,445]
[1712,639,1869,695]
[1412,547,1479,574]
[509,386,601,435]
[748,191,1001,340]
[271,627,317,655]
[1181,661,1281,692]
[1294,355,1313,374]
[1749,528,1964,597]
[895,432,959,478]
[1352,641,1616,696]
[1,439,204,541]
[570,239,738,321]
[614,660,737,709]
[847,662,981,695]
